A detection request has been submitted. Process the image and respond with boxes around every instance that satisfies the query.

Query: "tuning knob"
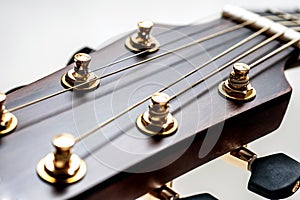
[248,153,300,199]
[218,63,256,101]
[136,92,178,137]
[141,184,218,200]
[36,133,87,184]
[229,147,300,199]
[125,20,160,53]
[66,47,95,66]
[0,93,18,135]
[61,53,100,91]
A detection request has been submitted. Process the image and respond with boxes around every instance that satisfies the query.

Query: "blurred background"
[1,0,300,199]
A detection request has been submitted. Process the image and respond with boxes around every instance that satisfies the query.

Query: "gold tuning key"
[138,182,218,200]
[136,92,178,137]
[138,183,179,200]
[223,146,257,171]
[0,93,18,135]
[36,133,87,184]
[125,20,160,53]
[61,53,100,91]
[218,63,256,101]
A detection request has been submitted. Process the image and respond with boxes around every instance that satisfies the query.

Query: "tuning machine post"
[125,20,160,53]
[37,133,86,184]
[218,63,256,101]
[136,92,178,137]
[138,183,218,200]
[61,53,100,91]
[0,93,18,135]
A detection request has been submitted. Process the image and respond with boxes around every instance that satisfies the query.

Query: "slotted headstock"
[0,6,299,199]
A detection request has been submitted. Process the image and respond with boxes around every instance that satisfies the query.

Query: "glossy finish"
[61,53,100,91]
[0,16,298,200]
[0,93,18,135]
[218,63,256,101]
[37,133,87,184]
[125,20,160,52]
[136,92,178,137]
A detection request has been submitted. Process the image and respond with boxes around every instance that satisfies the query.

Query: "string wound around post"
[61,53,100,91]
[218,63,256,101]
[136,92,178,137]
[0,93,18,135]
[37,133,87,184]
[125,20,160,53]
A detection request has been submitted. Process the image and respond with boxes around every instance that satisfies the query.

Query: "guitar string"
[75,32,299,143]
[265,15,300,22]
[291,27,300,32]
[267,9,300,21]
[265,11,300,28]
[74,26,274,143]
[170,35,298,100]
[88,11,246,73]
[74,19,300,74]
[85,19,300,74]
[7,21,252,113]
[89,50,149,73]
[249,38,299,68]
[250,13,300,30]
[89,19,231,73]
[88,24,212,73]
[6,20,299,113]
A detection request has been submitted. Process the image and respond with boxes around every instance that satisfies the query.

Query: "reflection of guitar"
[1,5,300,199]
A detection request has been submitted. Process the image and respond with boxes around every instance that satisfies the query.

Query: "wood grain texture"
[0,16,298,199]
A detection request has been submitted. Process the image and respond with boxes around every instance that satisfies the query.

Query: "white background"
[1,0,300,199]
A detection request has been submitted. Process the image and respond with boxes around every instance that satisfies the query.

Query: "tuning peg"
[0,93,18,135]
[248,153,300,199]
[36,133,87,184]
[61,53,100,91]
[139,183,218,200]
[66,47,95,66]
[125,20,160,53]
[229,147,300,199]
[218,63,256,101]
[136,92,178,137]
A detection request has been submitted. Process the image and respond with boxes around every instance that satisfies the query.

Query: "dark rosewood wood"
[0,15,298,199]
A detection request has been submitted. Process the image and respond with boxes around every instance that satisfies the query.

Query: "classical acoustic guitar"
[1,5,300,200]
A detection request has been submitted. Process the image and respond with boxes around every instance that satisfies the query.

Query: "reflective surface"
[1,1,300,199]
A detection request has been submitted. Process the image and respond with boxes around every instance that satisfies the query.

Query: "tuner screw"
[0,93,18,135]
[136,92,178,137]
[36,133,87,184]
[61,53,100,91]
[125,20,160,53]
[218,63,256,101]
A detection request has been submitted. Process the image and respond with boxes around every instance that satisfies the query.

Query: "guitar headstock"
[1,4,300,199]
